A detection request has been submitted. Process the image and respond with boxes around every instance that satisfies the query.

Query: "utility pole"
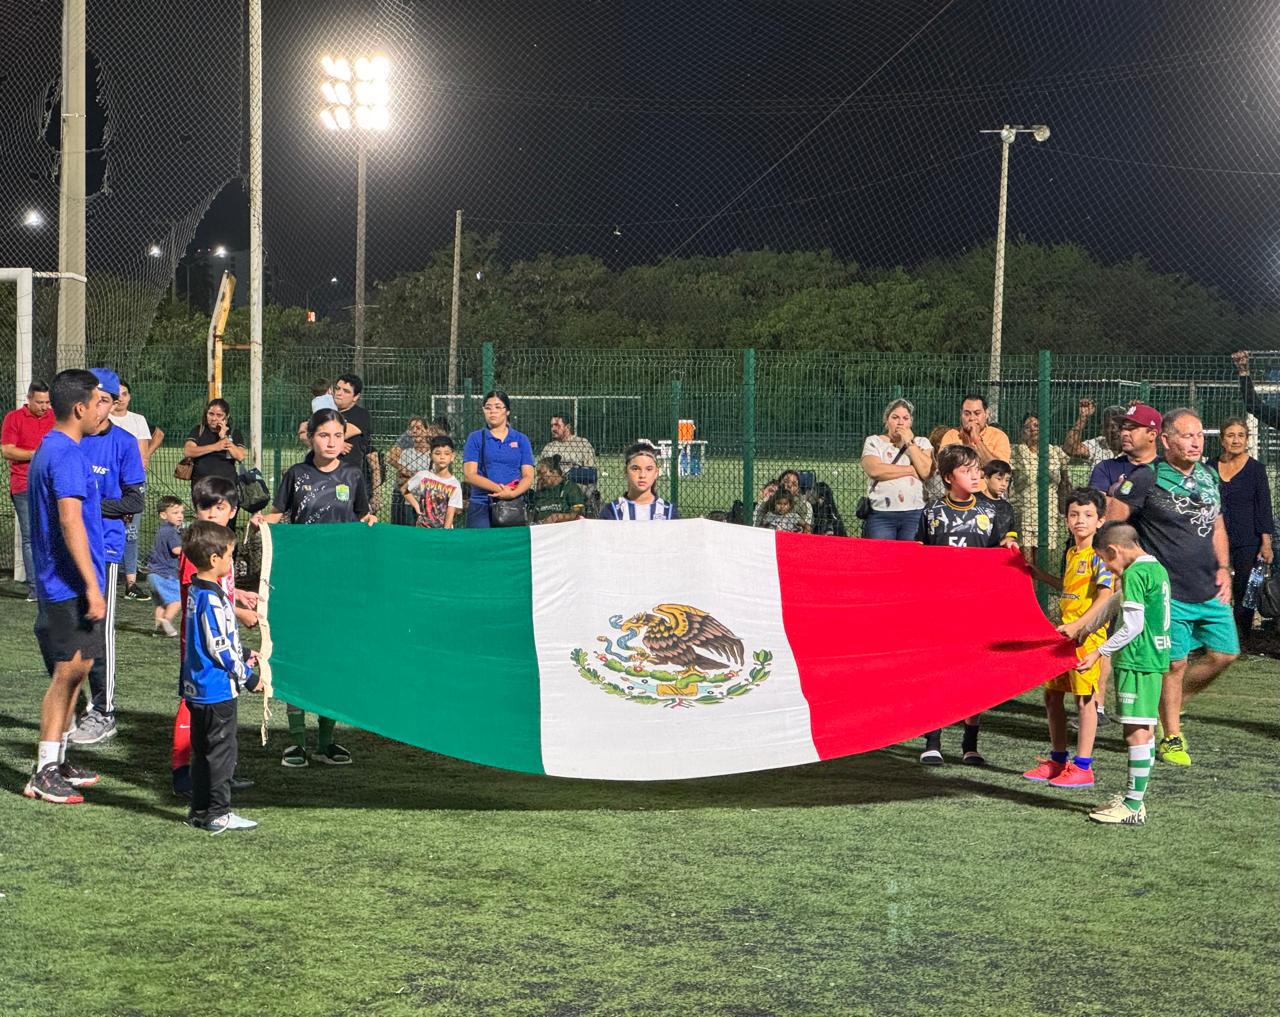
[248,0,264,469]
[56,0,87,370]
[448,209,462,394]
[354,136,367,373]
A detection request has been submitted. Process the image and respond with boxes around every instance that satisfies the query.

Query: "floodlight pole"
[448,209,462,394]
[354,136,367,373]
[982,123,1050,422]
[56,0,87,370]
[248,0,264,469]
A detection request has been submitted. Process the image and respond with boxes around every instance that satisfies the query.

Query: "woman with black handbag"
[462,390,535,528]
[858,398,933,540]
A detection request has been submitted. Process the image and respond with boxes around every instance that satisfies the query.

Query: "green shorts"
[1170,597,1240,661]
[1114,668,1162,726]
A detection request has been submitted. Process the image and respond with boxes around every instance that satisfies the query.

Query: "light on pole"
[980,123,1050,419]
[22,209,45,229]
[305,276,340,321]
[320,53,391,372]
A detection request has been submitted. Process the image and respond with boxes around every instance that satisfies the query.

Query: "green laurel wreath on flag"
[569,648,773,707]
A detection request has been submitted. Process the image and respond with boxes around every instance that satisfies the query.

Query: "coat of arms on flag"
[570,604,773,708]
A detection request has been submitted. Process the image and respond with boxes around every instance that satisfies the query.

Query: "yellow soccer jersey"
[1059,544,1115,625]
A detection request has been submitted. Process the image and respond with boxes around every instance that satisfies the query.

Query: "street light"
[22,209,44,228]
[305,275,340,321]
[319,52,391,371]
[980,123,1050,419]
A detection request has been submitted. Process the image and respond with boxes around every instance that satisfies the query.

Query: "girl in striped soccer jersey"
[600,442,679,522]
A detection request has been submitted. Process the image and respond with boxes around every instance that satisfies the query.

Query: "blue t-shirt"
[148,521,183,579]
[29,430,106,602]
[82,422,146,564]
[1088,455,1153,496]
[463,427,535,503]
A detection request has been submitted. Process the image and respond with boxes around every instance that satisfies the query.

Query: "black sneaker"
[230,772,255,791]
[314,742,352,765]
[23,763,85,804]
[281,744,308,768]
[124,583,146,601]
[58,760,101,788]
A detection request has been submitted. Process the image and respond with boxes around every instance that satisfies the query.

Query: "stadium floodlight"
[978,123,1051,419]
[147,244,163,257]
[22,209,44,228]
[318,53,393,371]
[213,245,228,258]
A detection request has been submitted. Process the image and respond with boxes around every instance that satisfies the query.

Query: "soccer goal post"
[1,268,34,582]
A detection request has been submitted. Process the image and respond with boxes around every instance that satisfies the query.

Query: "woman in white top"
[860,398,934,540]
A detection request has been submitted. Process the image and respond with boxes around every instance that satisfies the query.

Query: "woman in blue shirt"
[1215,416,1274,638]
[462,390,535,528]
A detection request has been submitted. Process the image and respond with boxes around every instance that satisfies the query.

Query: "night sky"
[3,1,1279,319]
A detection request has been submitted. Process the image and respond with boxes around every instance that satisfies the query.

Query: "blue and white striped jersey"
[599,496,679,521]
[180,578,258,704]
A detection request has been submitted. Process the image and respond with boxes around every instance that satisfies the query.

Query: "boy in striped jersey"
[181,521,261,834]
[600,443,679,521]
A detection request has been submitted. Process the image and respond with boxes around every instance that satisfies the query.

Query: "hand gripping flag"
[256,519,1077,780]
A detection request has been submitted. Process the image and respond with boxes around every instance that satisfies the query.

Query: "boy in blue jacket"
[180,521,261,834]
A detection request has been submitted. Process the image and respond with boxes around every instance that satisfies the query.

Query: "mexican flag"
[257,520,1075,780]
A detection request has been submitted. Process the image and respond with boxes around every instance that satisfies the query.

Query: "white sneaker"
[207,812,258,835]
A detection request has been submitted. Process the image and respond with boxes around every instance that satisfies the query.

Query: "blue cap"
[90,368,120,397]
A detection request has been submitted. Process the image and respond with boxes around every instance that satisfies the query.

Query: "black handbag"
[1257,565,1280,619]
[856,442,911,520]
[236,467,271,513]
[479,430,529,528]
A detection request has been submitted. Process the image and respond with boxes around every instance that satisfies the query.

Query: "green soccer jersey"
[1116,555,1172,674]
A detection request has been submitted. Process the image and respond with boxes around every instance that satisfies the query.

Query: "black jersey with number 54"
[917,494,1018,548]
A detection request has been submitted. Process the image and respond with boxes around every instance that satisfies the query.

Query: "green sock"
[317,716,336,751]
[1125,743,1153,811]
[287,706,307,749]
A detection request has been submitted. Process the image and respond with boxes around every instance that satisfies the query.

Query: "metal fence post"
[670,377,682,511]
[742,348,756,515]
[1037,349,1052,609]
[482,342,495,396]
[463,377,474,435]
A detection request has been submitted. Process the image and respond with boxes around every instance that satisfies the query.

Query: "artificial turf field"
[1,587,1277,1017]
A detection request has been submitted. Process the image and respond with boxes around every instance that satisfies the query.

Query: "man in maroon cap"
[1088,402,1161,497]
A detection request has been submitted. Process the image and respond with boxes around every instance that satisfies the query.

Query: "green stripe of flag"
[261,523,545,774]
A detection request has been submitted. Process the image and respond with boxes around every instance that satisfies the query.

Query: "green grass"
[1,587,1277,1017]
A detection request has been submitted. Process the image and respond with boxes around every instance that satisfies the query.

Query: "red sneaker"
[1048,761,1096,788]
[1023,757,1066,782]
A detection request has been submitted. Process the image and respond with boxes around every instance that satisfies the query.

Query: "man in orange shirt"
[938,394,1011,493]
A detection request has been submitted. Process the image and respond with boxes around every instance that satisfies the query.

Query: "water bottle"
[1242,557,1267,611]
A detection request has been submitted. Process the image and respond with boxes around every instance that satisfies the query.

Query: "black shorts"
[34,596,105,674]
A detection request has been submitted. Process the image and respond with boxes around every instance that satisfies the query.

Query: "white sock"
[37,741,60,771]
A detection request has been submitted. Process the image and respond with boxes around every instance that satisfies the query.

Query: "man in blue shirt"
[23,369,113,805]
[1089,402,1160,497]
[70,369,147,746]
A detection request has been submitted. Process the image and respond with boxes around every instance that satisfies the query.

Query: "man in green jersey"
[1070,522,1171,826]
[1105,408,1237,766]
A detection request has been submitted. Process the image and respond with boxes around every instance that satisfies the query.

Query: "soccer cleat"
[961,750,986,767]
[230,771,255,791]
[1023,757,1066,782]
[68,711,117,746]
[1157,734,1191,766]
[315,742,352,765]
[1096,707,1110,726]
[206,812,258,835]
[1048,762,1095,789]
[23,763,85,804]
[1088,800,1146,826]
[919,748,944,766]
[58,760,101,788]
[281,744,308,768]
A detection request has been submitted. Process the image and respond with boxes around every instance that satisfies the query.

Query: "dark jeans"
[11,491,33,585]
[465,499,491,529]
[189,698,238,823]
[863,508,922,541]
